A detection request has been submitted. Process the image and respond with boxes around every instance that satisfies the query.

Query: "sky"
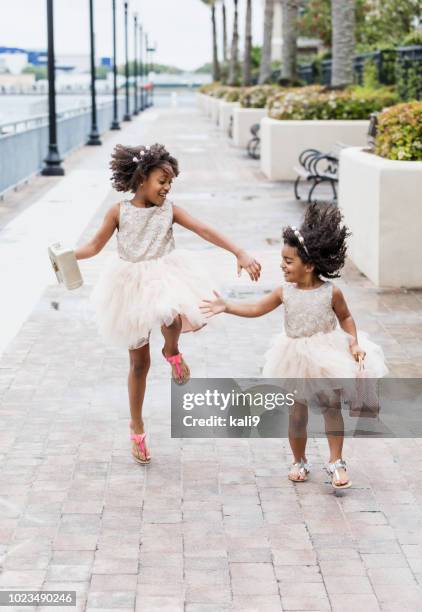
[0,0,264,72]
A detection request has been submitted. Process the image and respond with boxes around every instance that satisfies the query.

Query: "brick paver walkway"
[1,96,422,612]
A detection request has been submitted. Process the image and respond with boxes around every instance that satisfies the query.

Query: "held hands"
[236,250,261,282]
[200,291,227,319]
[350,342,366,364]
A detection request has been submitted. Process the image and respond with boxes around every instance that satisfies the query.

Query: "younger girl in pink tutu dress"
[75,143,261,465]
[201,203,388,489]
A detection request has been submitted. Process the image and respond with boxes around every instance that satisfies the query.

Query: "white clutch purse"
[48,242,83,290]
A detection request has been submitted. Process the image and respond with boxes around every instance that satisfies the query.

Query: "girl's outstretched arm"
[75,204,119,260]
[332,286,366,361]
[173,205,261,281]
[200,288,282,318]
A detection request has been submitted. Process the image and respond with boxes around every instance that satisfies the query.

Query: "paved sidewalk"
[1,98,422,612]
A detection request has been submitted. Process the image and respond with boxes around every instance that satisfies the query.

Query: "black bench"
[294,148,339,203]
[247,123,260,160]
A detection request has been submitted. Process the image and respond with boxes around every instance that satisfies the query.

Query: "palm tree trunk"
[222,0,228,63]
[331,0,356,87]
[281,0,300,82]
[228,0,239,86]
[211,4,221,81]
[259,0,275,85]
[242,0,252,85]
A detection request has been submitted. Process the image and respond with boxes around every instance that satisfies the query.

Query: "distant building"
[0,47,109,75]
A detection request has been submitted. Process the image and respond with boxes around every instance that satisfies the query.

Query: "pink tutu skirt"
[90,249,215,349]
[262,328,388,403]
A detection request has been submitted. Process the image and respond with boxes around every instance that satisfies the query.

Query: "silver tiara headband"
[132,145,151,163]
[291,226,310,256]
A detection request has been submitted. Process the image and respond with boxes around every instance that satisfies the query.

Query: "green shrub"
[375,102,422,161]
[198,82,220,94]
[401,30,422,47]
[239,85,281,108]
[267,85,398,120]
[223,87,245,102]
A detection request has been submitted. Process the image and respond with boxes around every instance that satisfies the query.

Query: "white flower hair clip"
[291,226,310,256]
[132,145,151,163]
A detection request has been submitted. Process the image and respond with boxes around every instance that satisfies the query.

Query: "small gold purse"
[48,242,83,290]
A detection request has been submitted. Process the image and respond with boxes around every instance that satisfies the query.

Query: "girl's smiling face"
[142,164,175,206]
[281,244,312,282]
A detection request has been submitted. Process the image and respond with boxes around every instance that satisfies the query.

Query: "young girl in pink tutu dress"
[75,143,261,465]
[201,203,388,489]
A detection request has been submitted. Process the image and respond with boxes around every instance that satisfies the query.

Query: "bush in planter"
[267,85,398,120]
[199,83,221,95]
[239,85,281,109]
[223,87,245,103]
[375,102,422,161]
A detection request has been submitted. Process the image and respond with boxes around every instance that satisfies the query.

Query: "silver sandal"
[288,458,311,482]
[325,458,352,489]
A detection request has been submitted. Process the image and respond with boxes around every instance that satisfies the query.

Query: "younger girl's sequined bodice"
[117,199,175,262]
[283,281,337,338]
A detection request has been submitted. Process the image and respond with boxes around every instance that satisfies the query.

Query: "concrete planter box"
[196,92,209,113]
[233,108,267,148]
[218,101,240,134]
[211,97,221,124]
[339,147,422,288]
[260,117,369,181]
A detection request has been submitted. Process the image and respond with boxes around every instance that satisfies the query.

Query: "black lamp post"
[123,0,131,121]
[150,41,156,107]
[42,0,64,176]
[87,0,102,145]
[145,32,150,108]
[133,13,138,115]
[110,0,120,129]
[139,23,144,111]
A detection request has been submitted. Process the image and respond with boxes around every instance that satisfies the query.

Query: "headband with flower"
[290,226,310,257]
[132,144,151,164]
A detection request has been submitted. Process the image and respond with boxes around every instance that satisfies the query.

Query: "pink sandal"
[162,350,190,384]
[130,430,151,464]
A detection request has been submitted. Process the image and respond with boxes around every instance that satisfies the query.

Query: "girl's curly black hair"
[282,203,351,279]
[110,143,179,192]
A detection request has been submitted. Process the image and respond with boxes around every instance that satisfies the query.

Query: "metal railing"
[0,97,126,196]
[297,46,422,100]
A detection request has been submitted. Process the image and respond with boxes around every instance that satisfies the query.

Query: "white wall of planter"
[260,118,369,181]
[339,147,422,288]
[218,101,239,134]
[232,108,267,148]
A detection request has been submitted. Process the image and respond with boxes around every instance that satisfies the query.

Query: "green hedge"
[375,102,422,161]
[267,86,398,120]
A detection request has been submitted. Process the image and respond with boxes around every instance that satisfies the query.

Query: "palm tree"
[242,0,253,85]
[331,0,356,86]
[222,0,228,63]
[281,0,300,82]
[202,0,221,82]
[259,0,275,84]
[228,0,240,86]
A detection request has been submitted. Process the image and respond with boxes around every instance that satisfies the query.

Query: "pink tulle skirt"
[262,328,388,403]
[90,249,214,349]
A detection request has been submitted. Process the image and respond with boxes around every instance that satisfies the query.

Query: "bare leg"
[288,401,309,481]
[161,315,190,383]
[321,398,349,486]
[128,343,151,460]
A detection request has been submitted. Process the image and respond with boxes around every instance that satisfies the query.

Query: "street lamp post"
[110,0,120,129]
[150,41,156,106]
[123,0,131,121]
[41,0,64,176]
[133,13,138,115]
[87,0,102,145]
[139,24,144,111]
[145,32,150,108]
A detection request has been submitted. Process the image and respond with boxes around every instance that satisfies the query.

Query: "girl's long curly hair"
[283,203,351,279]
[110,143,179,192]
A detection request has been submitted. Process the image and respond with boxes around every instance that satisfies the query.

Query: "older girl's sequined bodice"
[283,282,337,338]
[117,199,175,262]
